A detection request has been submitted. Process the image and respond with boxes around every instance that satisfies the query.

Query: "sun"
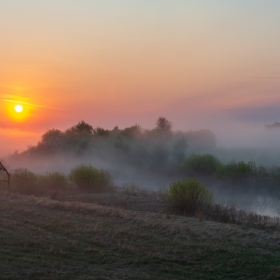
[4,100,30,122]
[14,104,23,113]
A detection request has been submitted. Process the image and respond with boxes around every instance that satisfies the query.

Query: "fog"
[3,117,280,217]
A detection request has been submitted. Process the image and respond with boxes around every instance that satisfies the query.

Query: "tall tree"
[156,117,172,132]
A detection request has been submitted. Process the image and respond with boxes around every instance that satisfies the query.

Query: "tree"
[93,127,110,137]
[156,117,172,132]
[64,121,94,153]
[0,161,10,189]
[66,121,93,134]
[41,129,64,147]
[122,124,142,138]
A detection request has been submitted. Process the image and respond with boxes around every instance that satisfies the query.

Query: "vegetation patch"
[69,164,114,192]
[38,172,68,191]
[10,169,70,194]
[11,168,40,195]
[216,160,257,180]
[182,154,221,176]
[203,204,280,231]
[167,178,213,215]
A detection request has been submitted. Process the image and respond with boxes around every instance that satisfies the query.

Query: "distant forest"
[11,117,216,172]
[9,118,280,199]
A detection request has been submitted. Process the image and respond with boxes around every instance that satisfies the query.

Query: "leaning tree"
[0,161,10,189]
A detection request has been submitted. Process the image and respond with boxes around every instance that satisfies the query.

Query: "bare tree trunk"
[0,161,10,189]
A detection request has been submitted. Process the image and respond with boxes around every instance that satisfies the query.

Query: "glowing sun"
[14,104,23,113]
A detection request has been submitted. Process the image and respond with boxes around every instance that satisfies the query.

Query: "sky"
[1,0,280,155]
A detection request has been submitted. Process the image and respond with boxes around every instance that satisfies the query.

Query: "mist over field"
[2,117,280,217]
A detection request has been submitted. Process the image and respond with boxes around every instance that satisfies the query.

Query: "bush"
[202,204,280,231]
[183,154,221,176]
[11,168,40,194]
[167,178,213,215]
[38,172,68,190]
[69,164,113,192]
[216,160,257,180]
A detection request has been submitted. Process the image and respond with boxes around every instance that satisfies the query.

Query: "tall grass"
[11,169,69,194]
[11,168,40,194]
[202,204,280,231]
[9,166,114,194]
[120,181,157,197]
[167,178,213,215]
[69,164,114,192]
[38,171,68,190]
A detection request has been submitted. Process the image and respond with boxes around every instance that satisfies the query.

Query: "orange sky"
[1,1,280,155]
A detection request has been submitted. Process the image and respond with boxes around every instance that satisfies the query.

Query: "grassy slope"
[0,192,280,280]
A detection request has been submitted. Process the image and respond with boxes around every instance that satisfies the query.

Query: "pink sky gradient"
[1,1,280,155]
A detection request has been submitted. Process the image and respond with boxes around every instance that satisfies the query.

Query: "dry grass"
[120,182,158,197]
[1,191,280,279]
[203,204,280,231]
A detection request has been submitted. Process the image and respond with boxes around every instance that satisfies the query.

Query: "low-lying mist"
[3,117,280,217]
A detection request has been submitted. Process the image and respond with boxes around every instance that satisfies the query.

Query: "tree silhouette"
[156,117,172,132]
[67,121,94,134]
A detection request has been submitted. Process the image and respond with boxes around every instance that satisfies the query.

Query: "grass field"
[1,191,280,279]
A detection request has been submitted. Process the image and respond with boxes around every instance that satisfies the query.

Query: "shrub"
[69,164,113,192]
[38,172,68,190]
[216,160,257,180]
[167,178,213,215]
[11,168,40,194]
[183,154,221,176]
[203,204,280,231]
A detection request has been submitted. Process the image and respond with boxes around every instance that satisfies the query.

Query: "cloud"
[1,98,60,110]
[226,103,280,123]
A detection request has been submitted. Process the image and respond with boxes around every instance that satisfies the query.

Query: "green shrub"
[69,164,113,192]
[11,168,40,194]
[38,172,68,190]
[216,160,257,180]
[183,154,221,176]
[167,178,213,215]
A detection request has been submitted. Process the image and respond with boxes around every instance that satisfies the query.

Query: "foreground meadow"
[0,191,280,279]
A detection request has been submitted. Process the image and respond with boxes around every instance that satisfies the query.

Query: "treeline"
[182,154,270,179]
[11,117,216,172]
[181,154,280,198]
